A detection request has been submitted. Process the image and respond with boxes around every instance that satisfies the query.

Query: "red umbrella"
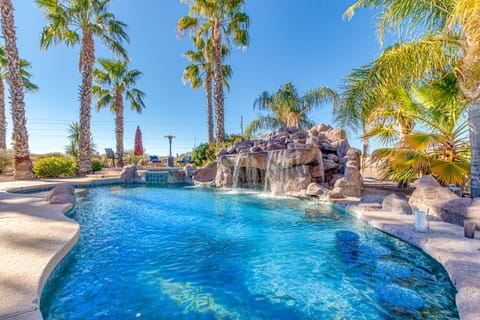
[134,126,144,156]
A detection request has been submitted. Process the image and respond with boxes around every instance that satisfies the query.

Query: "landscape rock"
[306,183,330,200]
[193,161,218,183]
[49,193,76,206]
[382,194,413,215]
[360,194,384,204]
[46,184,74,201]
[440,198,473,226]
[183,164,197,177]
[120,165,141,183]
[215,162,232,187]
[409,175,459,217]
[329,187,345,199]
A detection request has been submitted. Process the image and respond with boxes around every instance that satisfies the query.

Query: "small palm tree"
[245,82,338,137]
[372,74,470,186]
[178,0,249,142]
[345,0,480,196]
[93,58,145,167]
[0,0,34,179]
[36,0,128,175]
[65,122,96,160]
[0,45,38,151]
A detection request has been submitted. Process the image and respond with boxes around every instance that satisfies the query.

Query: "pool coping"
[0,178,478,319]
[333,202,480,320]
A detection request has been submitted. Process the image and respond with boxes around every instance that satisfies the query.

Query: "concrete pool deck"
[0,178,478,319]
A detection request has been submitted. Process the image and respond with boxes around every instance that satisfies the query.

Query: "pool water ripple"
[41,186,458,319]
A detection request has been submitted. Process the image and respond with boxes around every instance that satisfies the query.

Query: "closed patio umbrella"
[134,126,143,157]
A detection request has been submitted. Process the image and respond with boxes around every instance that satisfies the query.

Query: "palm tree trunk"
[469,101,480,198]
[362,123,368,172]
[0,78,6,150]
[115,89,124,168]
[212,19,225,143]
[205,64,214,143]
[77,30,94,176]
[0,0,33,179]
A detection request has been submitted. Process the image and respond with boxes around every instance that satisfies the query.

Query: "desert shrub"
[34,156,76,178]
[92,160,102,172]
[192,143,208,166]
[0,149,12,174]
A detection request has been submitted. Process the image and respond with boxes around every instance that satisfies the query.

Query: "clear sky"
[9,0,383,157]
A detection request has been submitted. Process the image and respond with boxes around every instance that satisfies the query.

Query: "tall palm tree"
[245,82,338,137]
[0,46,38,151]
[345,0,480,196]
[93,58,145,167]
[0,0,34,179]
[178,0,249,143]
[182,36,232,143]
[36,0,128,176]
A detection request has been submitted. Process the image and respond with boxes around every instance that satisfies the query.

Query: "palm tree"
[0,46,38,151]
[182,36,232,143]
[245,82,338,137]
[65,121,97,160]
[36,0,128,176]
[345,0,480,196]
[371,74,469,186]
[0,0,34,179]
[178,0,249,143]
[93,58,145,167]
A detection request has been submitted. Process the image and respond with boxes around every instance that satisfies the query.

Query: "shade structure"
[134,126,143,156]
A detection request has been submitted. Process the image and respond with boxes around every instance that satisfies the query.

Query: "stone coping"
[0,178,478,319]
[334,202,480,320]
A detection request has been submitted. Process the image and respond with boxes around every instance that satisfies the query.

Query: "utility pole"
[164,135,175,167]
[240,115,244,139]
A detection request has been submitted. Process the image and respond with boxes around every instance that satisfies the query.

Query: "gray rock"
[409,175,459,217]
[382,194,413,215]
[329,187,345,199]
[49,193,76,206]
[306,183,329,200]
[214,162,232,187]
[183,164,197,177]
[441,198,473,226]
[120,165,141,183]
[360,194,384,204]
[193,161,218,183]
[46,184,74,201]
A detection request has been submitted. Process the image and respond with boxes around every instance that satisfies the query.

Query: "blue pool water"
[40,186,458,319]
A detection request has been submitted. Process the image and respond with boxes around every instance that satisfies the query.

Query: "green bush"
[92,159,102,172]
[0,149,12,174]
[33,156,76,178]
[192,143,209,166]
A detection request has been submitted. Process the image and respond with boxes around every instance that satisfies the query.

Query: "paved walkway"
[0,178,478,319]
[337,202,480,320]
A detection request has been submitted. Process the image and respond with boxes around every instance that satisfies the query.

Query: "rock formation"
[46,184,76,207]
[194,125,363,197]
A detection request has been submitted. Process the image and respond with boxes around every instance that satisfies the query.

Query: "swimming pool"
[40,186,458,319]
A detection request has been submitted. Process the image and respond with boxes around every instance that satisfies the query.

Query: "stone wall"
[194,125,363,198]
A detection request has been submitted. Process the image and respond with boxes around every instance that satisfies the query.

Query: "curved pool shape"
[41,186,458,319]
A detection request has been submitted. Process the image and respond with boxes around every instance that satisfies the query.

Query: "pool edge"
[333,202,480,320]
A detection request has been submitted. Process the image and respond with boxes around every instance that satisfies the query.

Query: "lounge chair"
[149,155,161,166]
[104,148,116,168]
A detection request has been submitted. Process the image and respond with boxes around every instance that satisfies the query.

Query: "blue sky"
[10,0,383,156]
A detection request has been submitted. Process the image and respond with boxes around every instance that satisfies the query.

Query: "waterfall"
[317,149,325,184]
[265,150,290,195]
[264,152,272,192]
[232,154,242,188]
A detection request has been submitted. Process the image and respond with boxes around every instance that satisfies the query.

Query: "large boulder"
[46,184,74,201]
[193,161,218,184]
[382,194,413,215]
[269,165,311,195]
[47,184,76,207]
[120,165,141,183]
[183,164,197,177]
[409,175,459,217]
